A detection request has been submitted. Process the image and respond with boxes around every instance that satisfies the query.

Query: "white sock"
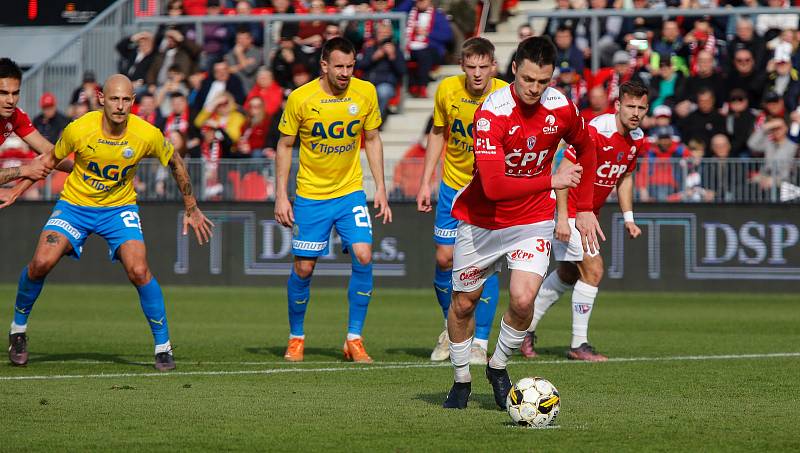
[528,272,572,332]
[346,333,361,341]
[473,338,488,351]
[155,341,172,355]
[289,334,305,340]
[489,319,527,369]
[449,336,472,383]
[571,280,598,348]
[10,322,27,334]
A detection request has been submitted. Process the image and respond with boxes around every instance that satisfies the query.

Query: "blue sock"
[287,269,311,337]
[433,265,452,320]
[136,278,170,346]
[347,256,373,336]
[13,266,44,327]
[475,274,500,341]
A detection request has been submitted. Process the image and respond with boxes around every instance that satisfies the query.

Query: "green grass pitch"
[1,284,799,452]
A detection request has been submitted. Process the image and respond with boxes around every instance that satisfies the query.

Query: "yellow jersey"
[433,75,508,189]
[54,111,174,207]
[278,77,381,200]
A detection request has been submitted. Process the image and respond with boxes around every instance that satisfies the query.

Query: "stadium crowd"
[1,0,799,202]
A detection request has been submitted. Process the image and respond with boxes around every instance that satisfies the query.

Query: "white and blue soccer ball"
[506,377,560,428]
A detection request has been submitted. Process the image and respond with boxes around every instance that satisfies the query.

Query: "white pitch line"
[0,352,798,381]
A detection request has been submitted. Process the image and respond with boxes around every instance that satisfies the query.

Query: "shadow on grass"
[384,347,432,359]
[415,391,503,411]
[245,346,344,360]
[26,352,151,367]
[526,346,570,359]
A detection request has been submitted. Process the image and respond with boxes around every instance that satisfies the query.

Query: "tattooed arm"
[168,151,214,244]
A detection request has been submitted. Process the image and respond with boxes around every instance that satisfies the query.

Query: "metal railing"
[3,157,799,204]
[526,7,800,72]
[20,0,140,115]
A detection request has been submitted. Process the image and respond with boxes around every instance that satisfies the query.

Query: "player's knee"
[294,260,316,278]
[581,265,604,286]
[28,257,55,280]
[450,293,477,318]
[509,290,535,317]
[557,265,579,285]
[353,249,372,266]
[435,249,453,270]
[126,264,151,286]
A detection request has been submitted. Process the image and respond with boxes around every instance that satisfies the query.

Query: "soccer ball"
[506,377,560,428]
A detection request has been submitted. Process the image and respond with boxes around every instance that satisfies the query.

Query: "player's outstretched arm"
[416,125,445,213]
[274,133,295,228]
[0,151,60,209]
[617,173,641,239]
[0,159,48,186]
[364,128,392,224]
[168,151,214,244]
[23,129,74,173]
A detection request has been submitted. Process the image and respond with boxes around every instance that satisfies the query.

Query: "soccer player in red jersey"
[520,81,649,362]
[0,58,73,206]
[442,37,604,409]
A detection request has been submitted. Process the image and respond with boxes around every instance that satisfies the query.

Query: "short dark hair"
[513,36,557,68]
[696,86,715,99]
[461,37,495,61]
[618,81,649,100]
[0,58,23,81]
[236,25,252,35]
[321,37,356,62]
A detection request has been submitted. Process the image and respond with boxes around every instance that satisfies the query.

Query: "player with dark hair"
[520,81,649,361]
[5,74,214,370]
[442,36,604,409]
[0,58,73,206]
[416,37,507,365]
[275,37,392,363]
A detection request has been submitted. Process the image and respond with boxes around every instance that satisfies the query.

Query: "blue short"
[43,200,144,261]
[434,181,459,245]
[292,190,372,257]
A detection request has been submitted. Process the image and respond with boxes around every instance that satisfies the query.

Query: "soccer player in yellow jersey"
[274,37,392,363]
[416,37,508,365]
[6,75,213,370]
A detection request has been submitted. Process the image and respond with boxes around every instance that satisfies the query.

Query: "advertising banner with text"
[1,203,798,292]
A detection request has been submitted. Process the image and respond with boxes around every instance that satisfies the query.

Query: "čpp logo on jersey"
[597,161,629,180]
[310,120,361,139]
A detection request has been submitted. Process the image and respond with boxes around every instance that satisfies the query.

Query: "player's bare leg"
[486,270,544,409]
[522,262,579,358]
[569,253,607,361]
[443,286,481,409]
[431,244,453,361]
[9,230,71,366]
[285,256,317,362]
[343,243,374,363]
[118,240,175,371]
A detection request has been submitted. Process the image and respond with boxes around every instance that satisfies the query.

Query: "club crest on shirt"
[122,147,135,159]
[348,103,359,116]
[617,151,624,162]
[527,136,536,150]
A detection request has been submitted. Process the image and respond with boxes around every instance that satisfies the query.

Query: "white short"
[451,220,554,293]
[552,217,599,262]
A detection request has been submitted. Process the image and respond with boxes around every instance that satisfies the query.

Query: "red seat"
[227,170,242,199]
[240,171,271,201]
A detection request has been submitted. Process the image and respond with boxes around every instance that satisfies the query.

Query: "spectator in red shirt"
[238,96,274,158]
[638,125,689,201]
[244,67,283,118]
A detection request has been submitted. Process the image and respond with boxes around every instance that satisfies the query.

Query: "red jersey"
[565,113,645,217]
[0,107,35,147]
[451,86,596,230]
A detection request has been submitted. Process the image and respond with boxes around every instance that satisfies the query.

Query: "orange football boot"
[343,338,373,363]
[284,338,305,362]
